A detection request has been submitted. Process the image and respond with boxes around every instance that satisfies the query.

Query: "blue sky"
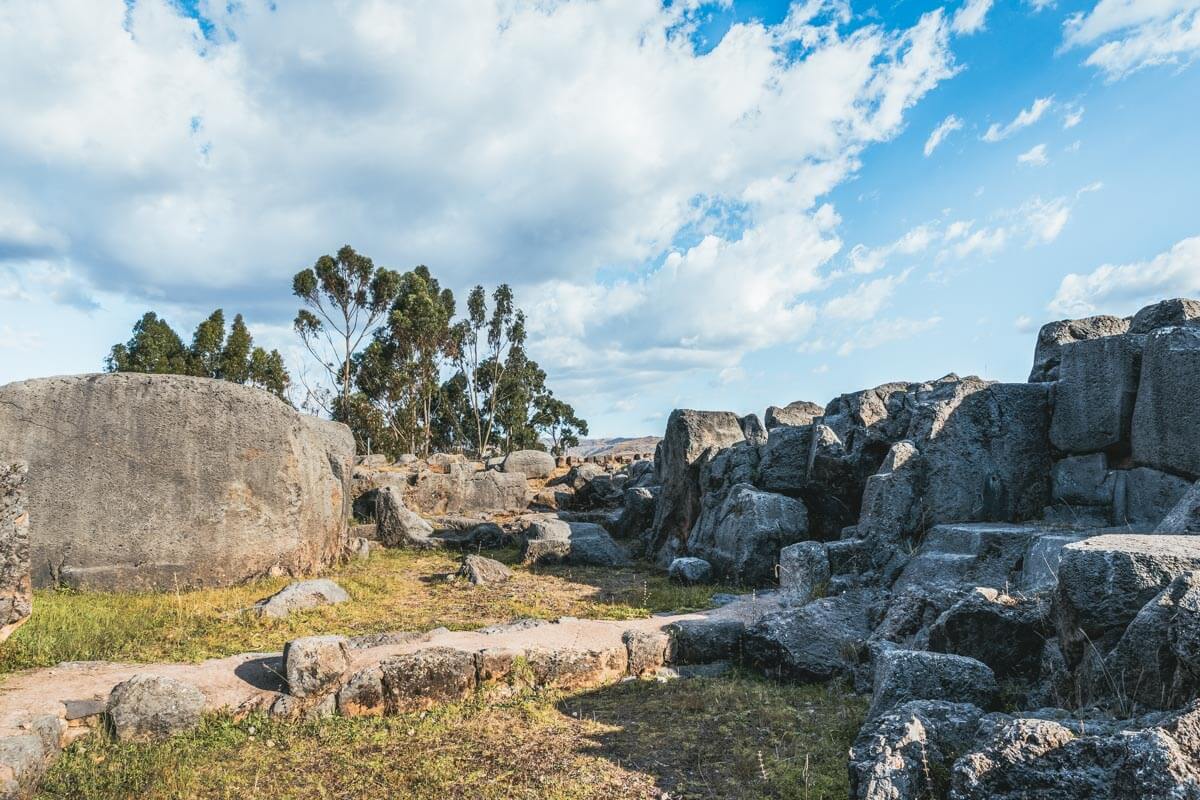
[1,0,1199,437]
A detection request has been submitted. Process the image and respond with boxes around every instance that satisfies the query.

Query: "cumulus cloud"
[1064,0,1200,80]
[0,0,961,423]
[1017,143,1050,166]
[1048,235,1200,316]
[837,315,942,355]
[983,97,1054,141]
[1063,105,1085,128]
[822,269,911,321]
[848,225,936,274]
[952,0,995,35]
[924,114,964,156]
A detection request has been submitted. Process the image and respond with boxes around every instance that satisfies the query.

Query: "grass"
[37,672,865,800]
[0,548,741,674]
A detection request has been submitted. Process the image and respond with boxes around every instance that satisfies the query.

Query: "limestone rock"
[1055,534,1200,666]
[106,674,206,743]
[647,409,748,561]
[0,373,354,590]
[668,556,712,585]
[756,424,811,496]
[501,450,555,479]
[380,647,477,713]
[405,469,529,515]
[778,541,829,604]
[927,588,1047,681]
[613,486,657,540]
[456,554,512,585]
[743,589,882,681]
[1132,326,1200,478]
[1159,480,1200,533]
[1050,334,1144,454]
[519,518,629,567]
[739,413,767,446]
[1129,297,1200,334]
[253,578,350,619]
[337,665,386,717]
[764,400,824,429]
[1050,453,1113,507]
[284,635,351,698]
[1027,313,1131,382]
[0,463,30,642]
[867,649,997,722]
[1121,467,1192,527]
[849,700,984,800]
[686,483,808,585]
[666,618,745,664]
[623,629,671,676]
[375,486,438,548]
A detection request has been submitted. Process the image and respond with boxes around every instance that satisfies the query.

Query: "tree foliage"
[106,310,290,400]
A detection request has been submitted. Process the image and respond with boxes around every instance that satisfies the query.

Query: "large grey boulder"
[1050,334,1145,454]
[849,700,985,800]
[519,518,629,567]
[284,635,351,698]
[1122,467,1193,527]
[686,484,808,585]
[1129,297,1200,334]
[950,703,1200,799]
[739,413,767,446]
[1055,534,1200,666]
[1050,453,1113,507]
[668,556,713,585]
[927,588,1047,681]
[867,649,997,722]
[1133,326,1200,478]
[778,540,829,604]
[1027,313,1130,382]
[405,468,529,515]
[0,463,30,642]
[743,589,882,681]
[379,647,477,712]
[253,578,350,619]
[375,486,437,548]
[501,450,555,479]
[646,409,747,561]
[1159,480,1200,533]
[106,674,206,742]
[764,400,824,429]
[612,486,657,540]
[756,424,811,496]
[0,373,354,590]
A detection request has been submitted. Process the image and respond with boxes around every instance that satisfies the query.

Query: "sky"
[1,0,1199,437]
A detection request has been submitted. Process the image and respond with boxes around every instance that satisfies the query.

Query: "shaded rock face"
[1160,481,1200,533]
[687,483,808,585]
[1132,326,1200,478]
[743,589,883,681]
[375,486,437,548]
[1027,313,1130,382]
[668,556,712,585]
[1049,333,1145,455]
[927,588,1048,681]
[0,463,30,642]
[0,373,354,591]
[867,649,997,722]
[647,410,748,561]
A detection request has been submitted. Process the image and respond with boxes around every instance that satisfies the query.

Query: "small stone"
[283,635,351,698]
[668,557,713,585]
[252,579,349,619]
[456,554,512,585]
[106,674,205,743]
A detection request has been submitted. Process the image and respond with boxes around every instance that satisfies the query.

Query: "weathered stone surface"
[612,486,657,540]
[667,618,745,664]
[849,700,985,800]
[1133,326,1200,478]
[406,468,529,515]
[375,486,438,548]
[739,413,767,447]
[647,409,747,560]
[524,645,628,690]
[686,484,808,585]
[0,373,354,590]
[0,463,30,642]
[1050,334,1144,454]
[757,424,811,496]
[872,583,966,651]
[456,554,512,585]
[744,589,881,681]
[668,556,713,585]
[519,518,628,567]
[867,649,997,722]
[283,635,351,698]
[927,588,1047,681]
[1121,467,1193,527]
[106,674,205,742]
[501,449,555,479]
[336,665,386,717]
[1130,297,1200,334]
[1056,534,1200,666]
[253,578,350,619]
[1028,313,1131,382]
[764,400,824,430]
[778,541,829,604]
[623,629,671,676]
[1050,453,1113,506]
[1159,481,1200,533]
[951,703,1200,799]
[380,647,477,712]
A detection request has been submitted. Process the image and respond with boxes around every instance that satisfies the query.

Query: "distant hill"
[566,436,661,459]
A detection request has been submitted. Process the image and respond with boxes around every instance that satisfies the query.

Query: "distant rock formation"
[0,373,354,590]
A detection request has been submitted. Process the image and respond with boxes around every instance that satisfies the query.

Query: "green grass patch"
[38,672,865,800]
[1,548,741,674]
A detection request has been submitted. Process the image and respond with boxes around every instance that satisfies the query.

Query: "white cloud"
[983,97,1054,141]
[1028,0,1056,10]
[1017,143,1050,166]
[1014,314,1037,332]
[1064,0,1200,80]
[823,270,911,321]
[837,315,942,355]
[924,114,964,156]
[848,224,936,274]
[953,226,1008,259]
[1063,105,1085,128]
[952,0,995,35]
[1021,196,1070,242]
[1049,235,1200,316]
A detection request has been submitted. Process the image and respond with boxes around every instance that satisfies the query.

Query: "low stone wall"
[0,463,30,642]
